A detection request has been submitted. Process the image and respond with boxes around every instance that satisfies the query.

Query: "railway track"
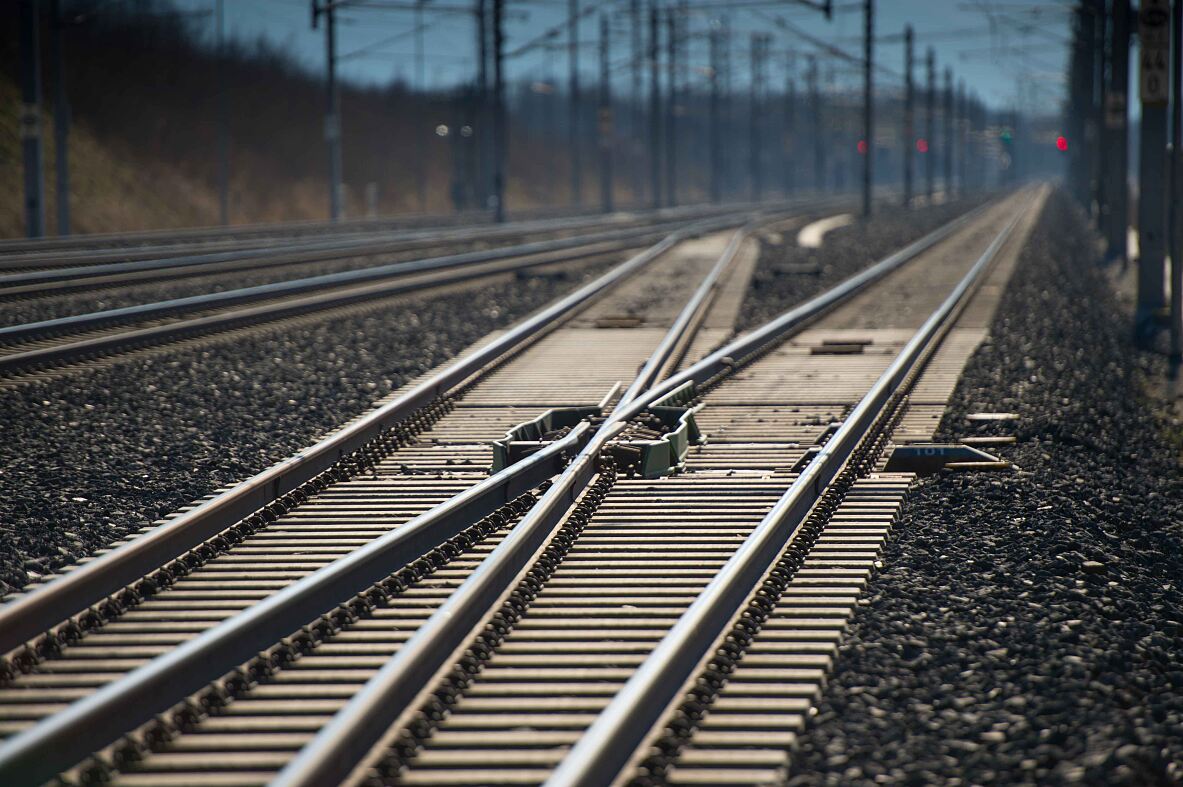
[0,205,754,295]
[0,217,777,765]
[0,204,615,267]
[0,211,767,383]
[0,190,1044,786]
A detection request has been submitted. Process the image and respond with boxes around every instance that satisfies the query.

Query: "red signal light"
[916,138,929,153]
[857,139,868,155]
[1056,135,1068,152]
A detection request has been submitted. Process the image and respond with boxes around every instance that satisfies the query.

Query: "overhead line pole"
[1083,0,1097,210]
[649,1,662,209]
[492,0,506,222]
[666,7,677,206]
[631,0,645,206]
[599,12,613,213]
[215,0,228,226]
[709,23,721,202]
[569,0,582,206]
[50,0,71,235]
[903,25,913,207]
[721,17,732,198]
[1137,0,1169,344]
[784,52,796,197]
[1171,0,1182,382]
[1067,2,1087,205]
[476,0,490,210]
[943,65,953,196]
[18,0,45,239]
[1094,0,1107,221]
[861,0,873,217]
[957,78,966,195]
[679,0,689,201]
[1104,0,1130,263]
[415,0,427,212]
[808,54,822,191]
[925,47,934,202]
[312,0,343,222]
[749,33,766,201]
[1071,2,1098,207]
[969,91,979,190]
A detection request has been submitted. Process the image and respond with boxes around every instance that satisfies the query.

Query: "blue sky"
[178,0,1073,112]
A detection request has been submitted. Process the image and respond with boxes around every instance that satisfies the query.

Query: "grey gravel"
[786,191,1183,786]
[0,263,608,595]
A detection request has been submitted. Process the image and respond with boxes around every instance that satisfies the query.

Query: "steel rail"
[267,198,996,787]
[0,429,590,787]
[0,201,760,271]
[0,217,723,660]
[0,208,500,257]
[0,218,715,345]
[0,200,741,259]
[0,218,623,287]
[0,205,611,262]
[0,236,649,376]
[0,218,503,274]
[0,205,729,284]
[614,224,749,409]
[0,213,757,786]
[546,203,1030,787]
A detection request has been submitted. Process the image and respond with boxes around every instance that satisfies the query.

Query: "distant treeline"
[0,0,589,224]
[1,2,1062,231]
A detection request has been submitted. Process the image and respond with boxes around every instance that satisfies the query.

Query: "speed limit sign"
[1140,0,1170,105]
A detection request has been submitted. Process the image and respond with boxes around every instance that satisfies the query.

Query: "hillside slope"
[0,78,226,236]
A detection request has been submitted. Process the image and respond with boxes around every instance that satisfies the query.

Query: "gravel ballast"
[786,191,1183,785]
[0,264,609,595]
[737,198,988,331]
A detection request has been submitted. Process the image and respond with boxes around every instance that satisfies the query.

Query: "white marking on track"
[797,213,855,248]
